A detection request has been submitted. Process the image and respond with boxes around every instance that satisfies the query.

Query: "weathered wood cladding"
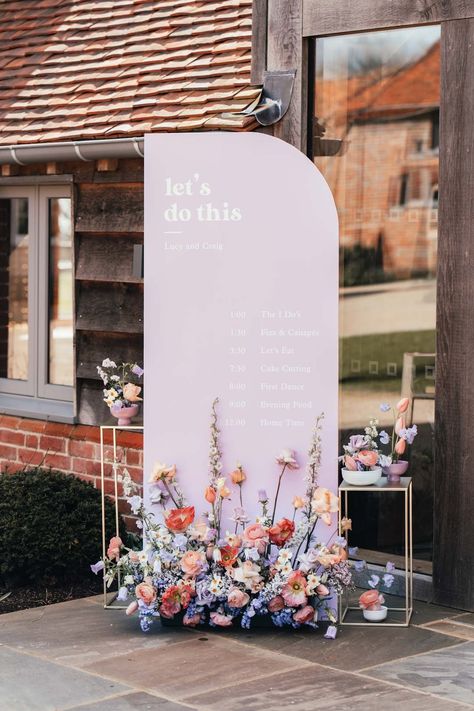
[302,0,474,37]
[75,182,144,233]
[72,163,144,426]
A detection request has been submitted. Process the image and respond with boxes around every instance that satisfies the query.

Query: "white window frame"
[0,183,74,422]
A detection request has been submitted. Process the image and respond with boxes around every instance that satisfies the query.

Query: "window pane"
[0,197,29,380]
[314,26,440,561]
[48,197,73,386]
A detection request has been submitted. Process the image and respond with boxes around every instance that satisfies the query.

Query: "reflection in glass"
[0,198,29,380]
[48,198,73,386]
[314,26,440,560]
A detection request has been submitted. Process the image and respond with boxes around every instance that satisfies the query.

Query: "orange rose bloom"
[164,506,195,532]
[359,589,384,610]
[268,518,295,546]
[356,450,379,468]
[219,545,240,567]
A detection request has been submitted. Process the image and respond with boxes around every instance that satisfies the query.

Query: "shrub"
[0,468,128,588]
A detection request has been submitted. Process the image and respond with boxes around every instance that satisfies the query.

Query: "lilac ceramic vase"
[110,403,140,426]
[382,460,409,483]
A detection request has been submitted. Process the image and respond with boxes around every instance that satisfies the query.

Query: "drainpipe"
[0,136,144,165]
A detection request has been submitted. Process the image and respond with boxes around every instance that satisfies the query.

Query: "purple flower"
[349,434,366,451]
[132,364,144,377]
[245,547,260,562]
[383,573,395,589]
[195,580,215,607]
[258,489,268,503]
[173,534,187,550]
[90,560,104,575]
[400,425,417,445]
[334,536,347,548]
[117,586,129,601]
[324,625,337,639]
[368,574,380,588]
[379,430,390,445]
[348,546,359,556]
[379,403,391,412]
[386,561,396,573]
[353,559,366,572]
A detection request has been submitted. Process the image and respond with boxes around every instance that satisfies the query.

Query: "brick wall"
[0,414,143,530]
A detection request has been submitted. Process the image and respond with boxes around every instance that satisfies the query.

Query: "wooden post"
[434,19,474,611]
[267,0,305,150]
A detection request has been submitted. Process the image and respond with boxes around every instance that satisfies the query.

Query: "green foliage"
[0,468,127,588]
[340,243,388,287]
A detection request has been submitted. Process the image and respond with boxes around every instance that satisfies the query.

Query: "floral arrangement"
[378,398,417,466]
[341,398,417,471]
[358,562,395,611]
[97,358,144,410]
[94,403,352,633]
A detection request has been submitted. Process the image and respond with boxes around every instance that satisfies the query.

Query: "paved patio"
[0,595,473,710]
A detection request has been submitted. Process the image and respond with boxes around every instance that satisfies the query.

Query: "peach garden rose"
[242,523,268,554]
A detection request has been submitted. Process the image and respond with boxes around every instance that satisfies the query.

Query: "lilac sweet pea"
[399,425,418,445]
[353,559,366,572]
[383,573,395,588]
[90,560,104,575]
[379,403,391,412]
[324,625,337,639]
[132,364,144,377]
[386,561,396,573]
[349,434,366,451]
[379,430,390,445]
[368,574,380,588]
[258,489,268,502]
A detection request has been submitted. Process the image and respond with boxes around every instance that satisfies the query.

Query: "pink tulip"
[396,398,410,413]
[395,417,405,435]
[344,455,358,471]
[395,438,406,455]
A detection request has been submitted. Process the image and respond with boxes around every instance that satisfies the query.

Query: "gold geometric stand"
[100,425,143,609]
[338,477,413,627]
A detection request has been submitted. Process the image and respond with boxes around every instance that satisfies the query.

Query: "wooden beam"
[267,0,304,150]
[303,0,474,37]
[433,19,474,612]
[251,0,268,84]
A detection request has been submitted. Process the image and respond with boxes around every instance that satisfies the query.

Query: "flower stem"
[162,480,179,507]
[271,464,287,525]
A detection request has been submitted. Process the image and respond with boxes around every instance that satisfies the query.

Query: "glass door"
[313,25,440,564]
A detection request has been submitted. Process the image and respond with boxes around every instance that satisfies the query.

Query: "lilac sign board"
[144,132,338,525]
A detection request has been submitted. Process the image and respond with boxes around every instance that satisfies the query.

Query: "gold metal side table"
[338,477,413,627]
[100,424,143,609]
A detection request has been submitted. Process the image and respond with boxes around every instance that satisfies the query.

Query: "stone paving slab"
[228,621,463,671]
[421,620,474,641]
[0,646,130,711]
[184,664,464,710]
[83,636,311,700]
[0,595,193,668]
[66,691,195,711]
[365,641,474,706]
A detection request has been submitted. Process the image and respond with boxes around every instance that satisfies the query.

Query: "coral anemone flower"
[282,570,308,607]
[268,518,295,546]
[164,506,195,533]
[219,545,240,567]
